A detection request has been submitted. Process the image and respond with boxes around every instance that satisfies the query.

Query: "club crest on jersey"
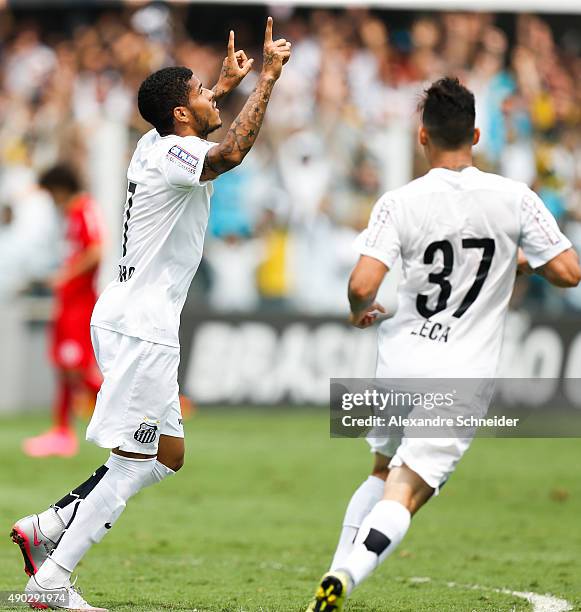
[168,145,199,169]
[133,422,158,444]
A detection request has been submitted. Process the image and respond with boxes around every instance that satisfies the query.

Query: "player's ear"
[473,127,480,146]
[418,126,429,147]
[173,106,189,125]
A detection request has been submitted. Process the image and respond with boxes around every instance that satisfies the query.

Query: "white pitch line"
[499,589,572,612]
[410,577,573,612]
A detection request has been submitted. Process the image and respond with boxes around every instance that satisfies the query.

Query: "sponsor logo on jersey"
[168,145,199,169]
[133,422,158,444]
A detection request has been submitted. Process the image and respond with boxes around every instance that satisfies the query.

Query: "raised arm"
[200,17,291,182]
[212,30,254,101]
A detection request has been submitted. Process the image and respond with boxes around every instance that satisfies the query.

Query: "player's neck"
[429,148,473,172]
[171,125,207,139]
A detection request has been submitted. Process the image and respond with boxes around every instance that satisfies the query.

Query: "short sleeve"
[519,189,572,269]
[161,137,216,189]
[353,195,401,269]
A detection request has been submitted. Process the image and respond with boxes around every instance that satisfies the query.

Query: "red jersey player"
[23,165,103,458]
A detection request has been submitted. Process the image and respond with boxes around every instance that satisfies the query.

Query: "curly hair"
[419,77,475,150]
[138,66,193,135]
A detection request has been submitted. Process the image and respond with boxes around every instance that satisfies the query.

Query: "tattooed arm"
[201,76,276,180]
[201,17,291,181]
[212,30,254,101]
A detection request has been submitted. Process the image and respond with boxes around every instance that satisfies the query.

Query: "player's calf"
[382,464,434,515]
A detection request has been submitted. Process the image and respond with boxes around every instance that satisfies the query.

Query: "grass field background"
[0,410,579,611]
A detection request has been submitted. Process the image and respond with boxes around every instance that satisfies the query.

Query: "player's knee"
[371,453,390,480]
[172,454,185,472]
[156,435,185,472]
[371,466,389,480]
[159,453,184,473]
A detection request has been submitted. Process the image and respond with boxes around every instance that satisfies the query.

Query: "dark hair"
[419,77,475,149]
[39,164,81,194]
[138,66,193,135]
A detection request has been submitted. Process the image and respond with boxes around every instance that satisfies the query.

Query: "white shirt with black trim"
[91,128,216,347]
[354,166,571,378]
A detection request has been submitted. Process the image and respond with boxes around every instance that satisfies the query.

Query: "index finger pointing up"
[265,16,273,44]
[228,30,235,56]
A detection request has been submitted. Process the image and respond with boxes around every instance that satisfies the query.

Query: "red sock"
[54,377,73,431]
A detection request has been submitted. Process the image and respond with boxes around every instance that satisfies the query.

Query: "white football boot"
[25,575,108,611]
[11,514,59,576]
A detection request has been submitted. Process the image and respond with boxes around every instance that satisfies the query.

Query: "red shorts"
[51,299,97,371]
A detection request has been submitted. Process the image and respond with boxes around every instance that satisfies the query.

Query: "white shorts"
[86,326,184,454]
[365,377,494,492]
[366,434,473,494]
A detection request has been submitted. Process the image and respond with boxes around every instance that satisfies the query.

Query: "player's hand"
[216,30,254,95]
[349,302,387,329]
[261,16,291,81]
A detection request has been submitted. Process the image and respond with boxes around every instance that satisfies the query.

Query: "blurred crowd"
[1,4,580,313]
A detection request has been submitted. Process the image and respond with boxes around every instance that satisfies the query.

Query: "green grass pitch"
[0,410,579,611]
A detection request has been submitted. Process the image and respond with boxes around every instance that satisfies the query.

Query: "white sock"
[330,476,385,570]
[37,508,66,543]
[141,460,175,489]
[53,504,75,529]
[339,500,411,590]
[47,459,173,534]
[33,557,70,589]
[37,454,156,582]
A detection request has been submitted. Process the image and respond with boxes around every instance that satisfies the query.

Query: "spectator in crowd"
[0,166,60,300]
[0,5,579,313]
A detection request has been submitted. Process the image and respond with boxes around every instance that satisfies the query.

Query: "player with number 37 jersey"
[356,165,572,379]
[305,78,580,612]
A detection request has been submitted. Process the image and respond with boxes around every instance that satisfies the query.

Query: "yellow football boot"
[305,571,349,611]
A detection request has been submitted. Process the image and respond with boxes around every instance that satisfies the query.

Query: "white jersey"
[355,167,571,378]
[91,129,216,347]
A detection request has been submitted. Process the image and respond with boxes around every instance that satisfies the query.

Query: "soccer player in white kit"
[11,19,291,611]
[306,78,581,611]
